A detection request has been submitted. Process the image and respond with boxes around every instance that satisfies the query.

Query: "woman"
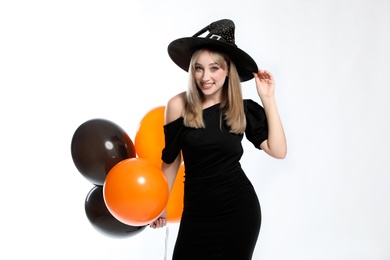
[151,19,287,259]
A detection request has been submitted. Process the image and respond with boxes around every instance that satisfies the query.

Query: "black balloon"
[71,118,136,186]
[85,186,146,238]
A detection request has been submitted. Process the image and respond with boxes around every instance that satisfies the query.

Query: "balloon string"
[164,224,169,260]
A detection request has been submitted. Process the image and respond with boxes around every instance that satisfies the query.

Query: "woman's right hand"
[150,210,167,229]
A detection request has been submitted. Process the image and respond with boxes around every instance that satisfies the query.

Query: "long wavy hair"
[183,48,246,134]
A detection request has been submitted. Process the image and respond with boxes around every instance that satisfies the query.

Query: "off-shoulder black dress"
[162,99,268,260]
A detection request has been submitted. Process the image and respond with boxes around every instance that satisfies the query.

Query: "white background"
[1,0,389,259]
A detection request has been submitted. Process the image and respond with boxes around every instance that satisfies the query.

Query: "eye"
[211,66,219,71]
[195,66,203,71]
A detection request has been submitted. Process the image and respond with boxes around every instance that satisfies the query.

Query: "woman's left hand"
[253,69,275,99]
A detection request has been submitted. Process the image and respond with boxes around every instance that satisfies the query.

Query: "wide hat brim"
[168,37,258,82]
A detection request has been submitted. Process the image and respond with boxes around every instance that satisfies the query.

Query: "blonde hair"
[183,49,246,134]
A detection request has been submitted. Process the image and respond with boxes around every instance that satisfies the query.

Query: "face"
[193,50,228,98]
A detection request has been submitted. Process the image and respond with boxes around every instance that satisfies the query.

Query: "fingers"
[150,217,167,229]
[259,69,272,79]
[253,69,272,80]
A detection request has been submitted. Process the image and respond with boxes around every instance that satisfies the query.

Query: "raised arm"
[253,69,287,159]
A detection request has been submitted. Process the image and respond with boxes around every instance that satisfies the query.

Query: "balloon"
[134,106,165,167]
[85,185,146,238]
[71,118,136,186]
[166,162,185,223]
[103,158,169,226]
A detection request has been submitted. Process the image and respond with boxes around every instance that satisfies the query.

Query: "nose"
[201,70,211,81]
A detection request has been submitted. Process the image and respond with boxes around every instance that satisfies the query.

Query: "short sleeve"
[244,99,268,149]
[161,117,184,164]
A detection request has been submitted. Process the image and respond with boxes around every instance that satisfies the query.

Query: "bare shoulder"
[164,92,186,124]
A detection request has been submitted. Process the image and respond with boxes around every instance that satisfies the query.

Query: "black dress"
[162,99,268,260]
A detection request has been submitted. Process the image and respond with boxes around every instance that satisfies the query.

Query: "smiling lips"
[201,82,214,89]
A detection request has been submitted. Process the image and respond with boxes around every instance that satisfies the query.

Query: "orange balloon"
[103,158,169,226]
[166,162,185,223]
[135,106,165,168]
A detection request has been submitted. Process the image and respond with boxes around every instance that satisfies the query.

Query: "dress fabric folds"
[162,99,268,260]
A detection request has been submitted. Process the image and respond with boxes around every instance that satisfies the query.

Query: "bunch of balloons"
[71,107,184,239]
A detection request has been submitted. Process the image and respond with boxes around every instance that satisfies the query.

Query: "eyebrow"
[195,62,219,67]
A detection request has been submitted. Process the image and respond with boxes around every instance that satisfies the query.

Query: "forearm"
[151,156,181,228]
[161,153,182,192]
[260,97,287,159]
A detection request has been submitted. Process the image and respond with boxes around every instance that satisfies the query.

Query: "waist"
[183,168,258,215]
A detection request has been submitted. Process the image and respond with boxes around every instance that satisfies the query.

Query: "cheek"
[193,72,202,81]
[219,72,228,82]
[194,76,202,86]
